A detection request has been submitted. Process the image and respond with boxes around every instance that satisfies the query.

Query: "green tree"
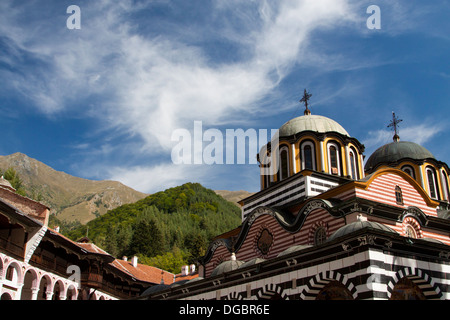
[2,167,26,196]
[184,232,207,264]
[141,247,190,274]
[116,224,133,257]
[128,218,163,257]
[104,225,118,257]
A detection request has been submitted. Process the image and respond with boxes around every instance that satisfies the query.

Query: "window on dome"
[401,165,415,179]
[301,141,316,171]
[279,147,290,181]
[426,167,439,200]
[349,148,359,180]
[327,143,341,175]
[395,186,403,205]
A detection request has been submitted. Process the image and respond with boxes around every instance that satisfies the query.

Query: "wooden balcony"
[81,273,103,288]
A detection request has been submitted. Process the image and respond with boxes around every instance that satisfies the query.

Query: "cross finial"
[299,89,312,115]
[387,111,403,142]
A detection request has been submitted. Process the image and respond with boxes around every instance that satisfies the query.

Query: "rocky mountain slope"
[0,152,252,225]
[0,152,148,224]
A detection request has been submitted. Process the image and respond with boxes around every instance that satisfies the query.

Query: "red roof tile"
[111,259,175,285]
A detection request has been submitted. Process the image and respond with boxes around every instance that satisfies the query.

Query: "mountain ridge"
[0,152,148,224]
[0,152,252,225]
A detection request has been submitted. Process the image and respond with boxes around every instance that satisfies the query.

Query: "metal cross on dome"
[387,111,403,142]
[300,89,312,115]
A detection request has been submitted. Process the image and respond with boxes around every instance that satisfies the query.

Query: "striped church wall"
[235,209,345,262]
[355,173,437,216]
[297,208,345,245]
[204,244,232,277]
[184,246,450,300]
[235,214,290,261]
[363,210,450,246]
[205,208,346,277]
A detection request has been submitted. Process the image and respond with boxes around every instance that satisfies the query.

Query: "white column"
[46,290,54,300]
[345,146,351,177]
[360,154,365,178]
[14,284,24,300]
[291,144,297,174]
[418,165,425,189]
[320,141,325,172]
[31,287,39,300]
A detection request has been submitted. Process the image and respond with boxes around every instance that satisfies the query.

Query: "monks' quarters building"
[140,96,450,301]
[0,175,184,300]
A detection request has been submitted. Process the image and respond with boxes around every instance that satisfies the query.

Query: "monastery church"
[1,90,450,300]
[140,90,450,300]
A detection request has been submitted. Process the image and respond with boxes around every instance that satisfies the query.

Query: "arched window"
[395,186,403,205]
[349,148,359,180]
[405,225,417,239]
[390,277,426,300]
[327,142,341,176]
[279,146,290,181]
[5,264,19,284]
[401,165,415,179]
[426,167,440,200]
[301,141,316,171]
[316,281,354,300]
[314,227,327,245]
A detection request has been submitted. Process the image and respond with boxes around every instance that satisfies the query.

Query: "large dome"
[365,141,435,171]
[278,115,350,137]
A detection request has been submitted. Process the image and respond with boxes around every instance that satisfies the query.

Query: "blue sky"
[0,0,449,194]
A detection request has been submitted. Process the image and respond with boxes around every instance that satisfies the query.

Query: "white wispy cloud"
[363,120,446,151]
[6,0,434,193]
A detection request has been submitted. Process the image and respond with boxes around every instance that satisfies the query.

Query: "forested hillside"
[62,183,242,273]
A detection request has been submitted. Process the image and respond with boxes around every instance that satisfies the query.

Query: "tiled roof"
[111,259,175,285]
[77,242,110,255]
[174,273,199,282]
[47,227,176,285]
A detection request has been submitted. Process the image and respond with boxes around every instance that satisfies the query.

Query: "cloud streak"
[4,1,445,193]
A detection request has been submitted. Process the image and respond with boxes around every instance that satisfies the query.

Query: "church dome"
[327,219,397,242]
[278,115,350,138]
[277,244,312,257]
[365,141,435,172]
[210,254,244,277]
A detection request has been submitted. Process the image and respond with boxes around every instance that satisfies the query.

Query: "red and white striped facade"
[143,113,450,301]
[203,168,450,278]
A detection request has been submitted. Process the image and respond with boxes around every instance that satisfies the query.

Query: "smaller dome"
[278,115,350,137]
[422,237,444,244]
[239,258,265,268]
[327,220,397,242]
[141,284,170,296]
[170,280,190,287]
[277,244,312,257]
[438,210,450,220]
[365,141,435,171]
[186,276,204,283]
[210,258,245,277]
